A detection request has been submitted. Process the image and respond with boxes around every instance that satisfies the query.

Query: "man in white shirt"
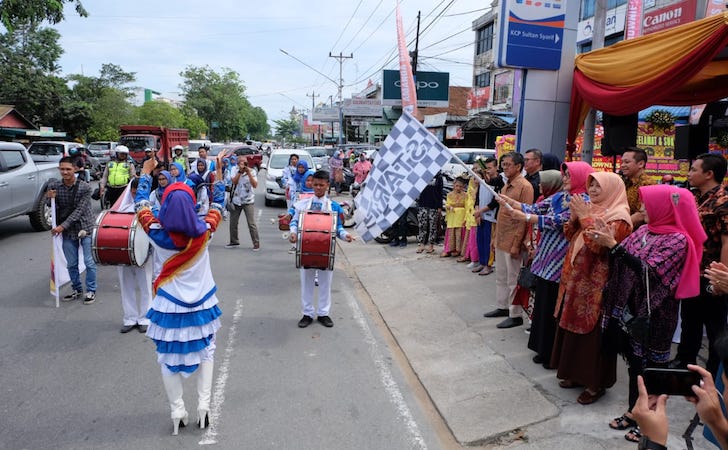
[225,157,260,250]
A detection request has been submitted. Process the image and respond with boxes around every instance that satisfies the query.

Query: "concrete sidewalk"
[337,233,712,449]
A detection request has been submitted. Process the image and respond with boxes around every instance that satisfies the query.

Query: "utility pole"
[306,91,319,145]
[581,0,607,164]
[329,51,353,145]
[411,11,420,75]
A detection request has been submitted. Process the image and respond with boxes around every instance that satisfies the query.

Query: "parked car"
[87,141,117,166]
[303,146,332,170]
[0,141,58,231]
[27,141,84,164]
[188,139,212,164]
[208,144,263,170]
[263,148,314,207]
[442,148,496,178]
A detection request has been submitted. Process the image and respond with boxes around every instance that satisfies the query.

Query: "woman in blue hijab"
[170,162,187,184]
[149,170,172,216]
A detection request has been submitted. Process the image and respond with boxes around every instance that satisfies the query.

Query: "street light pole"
[329,51,353,145]
[306,91,319,145]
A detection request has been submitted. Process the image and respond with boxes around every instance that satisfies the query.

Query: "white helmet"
[116,145,129,154]
[173,145,184,152]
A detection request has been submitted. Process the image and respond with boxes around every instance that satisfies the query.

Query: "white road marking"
[345,292,428,450]
[199,297,244,445]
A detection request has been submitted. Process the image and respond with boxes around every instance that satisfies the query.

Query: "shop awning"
[567,11,728,152]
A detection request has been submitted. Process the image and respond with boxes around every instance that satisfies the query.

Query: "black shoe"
[667,359,691,369]
[317,315,334,328]
[532,354,544,364]
[496,317,524,329]
[120,324,136,333]
[389,240,400,247]
[137,324,148,333]
[483,308,509,318]
[298,315,314,328]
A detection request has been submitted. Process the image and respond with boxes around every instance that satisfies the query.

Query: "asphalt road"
[0,179,443,450]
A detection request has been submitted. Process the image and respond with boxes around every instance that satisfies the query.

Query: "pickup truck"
[0,142,58,231]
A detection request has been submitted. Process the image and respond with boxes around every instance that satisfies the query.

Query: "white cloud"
[53,0,488,124]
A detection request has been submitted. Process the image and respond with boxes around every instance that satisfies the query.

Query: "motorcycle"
[340,181,362,228]
[374,204,420,244]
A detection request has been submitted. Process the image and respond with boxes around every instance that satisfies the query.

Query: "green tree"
[273,117,300,142]
[179,66,268,142]
[135,100,185,127]
[0,0,87,31]
[180,104,208,139]
[67,64,137,141]
[0,24,68,126]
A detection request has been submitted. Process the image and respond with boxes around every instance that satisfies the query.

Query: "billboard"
[497,0,566,70]
[312,107,339,122]
[577,5,626,43]
[382,70,450,107]
[642,0,697,35]
[343,98,382,117]
[467,87,490,110]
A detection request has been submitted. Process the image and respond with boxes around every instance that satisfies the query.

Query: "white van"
[443,148,496,178]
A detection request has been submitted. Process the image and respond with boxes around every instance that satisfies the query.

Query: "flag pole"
[50,197,60,308]
[445,151,511,209]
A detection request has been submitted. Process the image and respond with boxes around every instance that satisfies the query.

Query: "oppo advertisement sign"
[382,70,450,107]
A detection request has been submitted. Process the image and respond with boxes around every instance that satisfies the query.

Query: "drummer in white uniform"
[288,170,354,328]
[115,178,153,333]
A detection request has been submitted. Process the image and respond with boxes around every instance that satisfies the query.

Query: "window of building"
[476,23,494,54]
[493,72,513,105]
[579,32,625,53]
[474,72,491,88]
[580,0,627,20]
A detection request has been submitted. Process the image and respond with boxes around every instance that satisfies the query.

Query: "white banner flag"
[354,109,452,242]
[49,196,86,307]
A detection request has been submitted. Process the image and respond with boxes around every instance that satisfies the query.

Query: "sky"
[51,0,489,128]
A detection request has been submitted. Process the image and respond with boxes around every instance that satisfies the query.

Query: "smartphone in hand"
[643,368,701,397]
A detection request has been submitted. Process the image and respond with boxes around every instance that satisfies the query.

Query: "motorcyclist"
[172,145,189,172]
[99,145,136,208]
[68,147,90,182]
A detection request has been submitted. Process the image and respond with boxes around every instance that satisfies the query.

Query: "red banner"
[625,0,643,39]
[396,1,417,114]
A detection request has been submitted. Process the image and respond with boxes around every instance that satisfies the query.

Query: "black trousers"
[675,278,728,376]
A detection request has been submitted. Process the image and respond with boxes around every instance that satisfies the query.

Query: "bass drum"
[92,210,151,266]
[295,211,336,270]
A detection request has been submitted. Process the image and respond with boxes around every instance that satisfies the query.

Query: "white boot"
[161,373,188,435]
[196,360,214,429]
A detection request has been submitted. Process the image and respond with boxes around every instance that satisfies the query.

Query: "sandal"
[456,257,469,263]
[440,251,452,257]
[577,388,605,405]
[425,247,435,253]
[625,426,641,443]
[416,246,424,254]
[609,413,636,430]
[478,267,494,276]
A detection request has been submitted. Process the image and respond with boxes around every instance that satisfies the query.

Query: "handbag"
[517,263,537,291]
[619,264,651,344]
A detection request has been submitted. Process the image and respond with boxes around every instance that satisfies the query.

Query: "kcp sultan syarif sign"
[497,0,567,70]
[382,70,449,107]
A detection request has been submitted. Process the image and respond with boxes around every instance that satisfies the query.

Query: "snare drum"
[92,210,151,266]
[295,211,337,270]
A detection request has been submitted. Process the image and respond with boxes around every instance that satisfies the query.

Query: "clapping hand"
[705,261,728,294]
[589,217,617,248]
[569,195,591,220]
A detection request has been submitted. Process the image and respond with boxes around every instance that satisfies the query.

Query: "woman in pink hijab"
[594,184,705,443]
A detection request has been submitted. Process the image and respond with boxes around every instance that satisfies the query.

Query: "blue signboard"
[497,0,566,70]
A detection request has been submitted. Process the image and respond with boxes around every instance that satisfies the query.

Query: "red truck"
[118,125,189,166]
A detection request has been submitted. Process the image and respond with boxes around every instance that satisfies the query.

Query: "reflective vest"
[173,156,187,167]
[107,161,130,187]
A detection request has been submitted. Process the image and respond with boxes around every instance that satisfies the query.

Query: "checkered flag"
[354,109,453,242]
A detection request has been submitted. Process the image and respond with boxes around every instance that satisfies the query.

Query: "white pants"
[300,268,333,317]
[494,248,526,318]
[118,264,152,326]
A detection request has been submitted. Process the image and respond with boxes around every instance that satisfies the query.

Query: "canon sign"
[642,0,696,35]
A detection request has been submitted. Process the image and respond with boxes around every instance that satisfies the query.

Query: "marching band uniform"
[135,172,225,435]
[289,193,350,327]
